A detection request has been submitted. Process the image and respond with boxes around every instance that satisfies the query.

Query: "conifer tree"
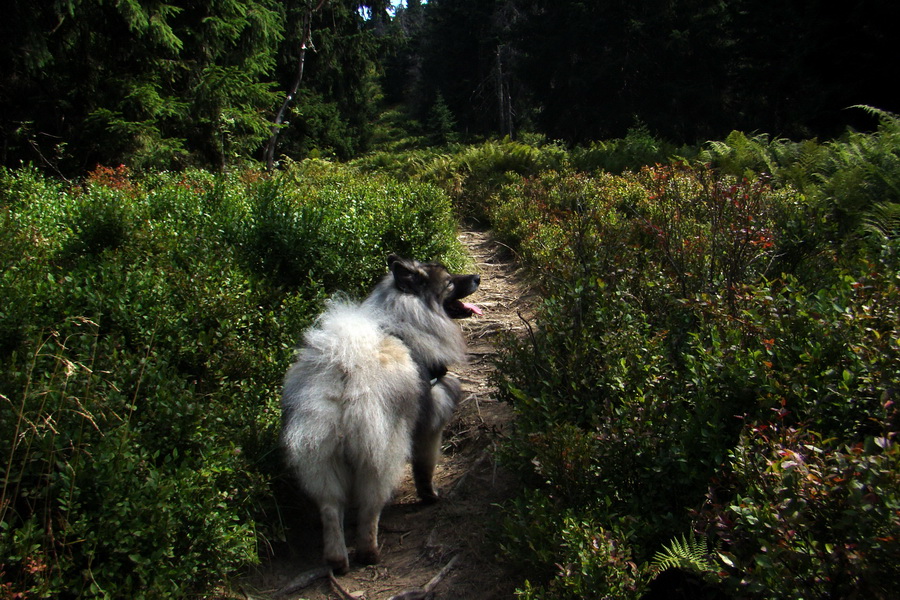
[0,0,391,173]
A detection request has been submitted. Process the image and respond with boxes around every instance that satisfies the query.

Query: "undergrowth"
[0,162,465,598]
[482,112,900,599]
[3,107,898,598]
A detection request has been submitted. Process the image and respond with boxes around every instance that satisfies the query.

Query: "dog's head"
[388,254,482,319]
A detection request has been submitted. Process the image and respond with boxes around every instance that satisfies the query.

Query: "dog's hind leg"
[319,500,349,574]
[312,465,351,573]
[413,375,462,502]
[353,468,393,565]
[354,498,383,565]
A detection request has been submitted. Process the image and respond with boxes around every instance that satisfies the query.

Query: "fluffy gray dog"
[281,255,481,572]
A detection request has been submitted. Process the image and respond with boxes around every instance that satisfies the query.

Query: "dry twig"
[329,571,362,600]
[275,566,331,598]
[387,554,460,600]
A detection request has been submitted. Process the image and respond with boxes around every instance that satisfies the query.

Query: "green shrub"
[489,163,811,312]
[229,160,467,293]
[501,491,647,600]
[408,139,567,221]
[519,518,647,600]
[62,189,134,257]
[0,162,467,597]
[700,425,900,599]
[0,318,260,598]
[489,170,635,274]
[700,108,900,245]
[229,177,331,289]
[491,156,899,597]
[570,124,688,174]
[819,107,900,236]
[699,131,801,180]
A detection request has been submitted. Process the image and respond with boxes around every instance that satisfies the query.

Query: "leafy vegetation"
[2,115,898,596]
[0,162,464,598]
[480,112,900,598]
[3,1,899,593]
[651,533,716,575]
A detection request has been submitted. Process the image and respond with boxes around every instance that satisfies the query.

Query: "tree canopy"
[1,0,390,175]
[2,0,897,174]
[389,0,899,144]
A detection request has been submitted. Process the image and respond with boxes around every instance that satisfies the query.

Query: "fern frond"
[701,140,732,161]
[862,202,900,240]
[849,105,900,132]
[651,533,716,574]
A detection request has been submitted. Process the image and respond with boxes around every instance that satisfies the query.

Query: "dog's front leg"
[412,375,461,502]
[412,427,443,502]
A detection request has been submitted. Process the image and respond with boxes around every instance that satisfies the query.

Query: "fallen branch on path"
[387,554,460,600]
[329,571,362,600]
[274,566,331,598]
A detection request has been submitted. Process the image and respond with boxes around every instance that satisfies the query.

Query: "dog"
[280,254,481,572]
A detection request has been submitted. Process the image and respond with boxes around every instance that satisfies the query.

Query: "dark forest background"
[2,0,898,175]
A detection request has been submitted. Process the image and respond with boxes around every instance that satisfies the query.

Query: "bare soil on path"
[239,228,536,600]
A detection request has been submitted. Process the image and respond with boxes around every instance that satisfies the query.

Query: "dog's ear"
[389,256,425,293]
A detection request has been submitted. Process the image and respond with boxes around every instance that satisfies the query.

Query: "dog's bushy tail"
[302,299,386,373]
[298,299,422,407]
[285,298,420,481]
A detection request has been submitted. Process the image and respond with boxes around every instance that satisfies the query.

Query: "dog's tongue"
[462,302,483,316]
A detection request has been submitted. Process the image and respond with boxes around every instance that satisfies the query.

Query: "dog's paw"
[325,554,350,575]
[417,486,440,504]
[355,547,380,566]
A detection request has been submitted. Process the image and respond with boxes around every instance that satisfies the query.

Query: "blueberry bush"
[0,162,465,598]
[484,117,900,598]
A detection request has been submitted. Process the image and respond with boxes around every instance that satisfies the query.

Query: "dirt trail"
[240,229,536,600]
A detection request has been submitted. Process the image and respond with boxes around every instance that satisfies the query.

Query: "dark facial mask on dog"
[388,254,482,319]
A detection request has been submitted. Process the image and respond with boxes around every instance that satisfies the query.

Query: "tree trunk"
[265,1,324,171]
[496,45,513,138]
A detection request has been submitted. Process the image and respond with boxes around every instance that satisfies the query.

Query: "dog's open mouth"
[443,272,482,319]
[444,299,483,319]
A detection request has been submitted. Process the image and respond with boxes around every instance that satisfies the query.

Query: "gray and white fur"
[280,255,480,572]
